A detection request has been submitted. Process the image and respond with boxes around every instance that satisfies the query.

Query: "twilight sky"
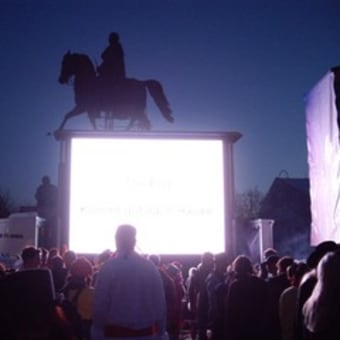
[1,0,340,206]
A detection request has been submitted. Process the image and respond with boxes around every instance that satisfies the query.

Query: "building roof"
[259,177,310,217]
[271,177,309,194]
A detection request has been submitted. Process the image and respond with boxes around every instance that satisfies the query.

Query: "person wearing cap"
[91,224,167,340]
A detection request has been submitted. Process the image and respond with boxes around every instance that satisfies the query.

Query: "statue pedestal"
[249,218,275,262]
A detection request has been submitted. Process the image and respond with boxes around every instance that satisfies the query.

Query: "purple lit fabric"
[306,71,340,245]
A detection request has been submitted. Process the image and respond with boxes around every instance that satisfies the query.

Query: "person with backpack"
[62,256,94,340]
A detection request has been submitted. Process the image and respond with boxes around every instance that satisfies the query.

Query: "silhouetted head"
[201,252,214,269]
[42,176,50,185]
[214,252,229,272]
[48,255,64,271]
[307,240,338,269]
[287,261,308,286]
[63,250,77,270]
[277,256,295,275]
[70,256,93,279]
[317,250,340,287]
[115,224,136,255]
[265,254,280,276]
[303,250,340,333]
[21,246,41,269]
[232,255,253,276]
[263,247,278,260]
[109,32,120,45]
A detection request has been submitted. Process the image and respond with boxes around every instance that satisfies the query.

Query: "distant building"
[258,177,312,259]
[19,206,36,213]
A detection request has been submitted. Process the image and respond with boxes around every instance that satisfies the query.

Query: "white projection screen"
[57,132,241,255]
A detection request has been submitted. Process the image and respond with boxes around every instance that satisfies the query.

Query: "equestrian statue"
[57,32,174,131]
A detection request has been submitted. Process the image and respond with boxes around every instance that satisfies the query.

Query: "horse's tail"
[144,80,174,123]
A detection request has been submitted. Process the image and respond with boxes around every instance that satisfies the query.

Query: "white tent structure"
[306,67,340,245]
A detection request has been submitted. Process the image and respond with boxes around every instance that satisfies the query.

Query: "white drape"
[306,70,340,245]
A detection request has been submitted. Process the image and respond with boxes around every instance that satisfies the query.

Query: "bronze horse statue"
[57,51,174,130]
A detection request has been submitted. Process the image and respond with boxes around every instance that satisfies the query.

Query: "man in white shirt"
[91,224,167,340]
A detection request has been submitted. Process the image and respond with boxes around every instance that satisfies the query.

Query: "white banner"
[306,70,340,245]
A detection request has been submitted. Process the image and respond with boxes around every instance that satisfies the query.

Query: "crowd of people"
[0,224,340,340]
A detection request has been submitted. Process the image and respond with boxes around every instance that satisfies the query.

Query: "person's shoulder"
[281,285,297,299]
[136,254,156,267]
[99,256,117,271]
[137,255,162,274]
[300,269,316,286]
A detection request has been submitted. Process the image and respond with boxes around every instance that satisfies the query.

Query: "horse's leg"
[105,111,114,130]
[129,112,151,131]
[125,117,136,130]
[125,80,151,131]
[103,111,108,130]
[109,113,114,130]
[138,115,151,131]
[88,110,98,130]
[58,106,83,130]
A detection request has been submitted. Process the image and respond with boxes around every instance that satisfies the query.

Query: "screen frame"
[55,130,241,257]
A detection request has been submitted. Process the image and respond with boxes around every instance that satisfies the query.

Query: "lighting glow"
[68,137,226,254]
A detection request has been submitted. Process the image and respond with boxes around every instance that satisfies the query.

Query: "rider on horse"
[97,32,126,84]
[97,32,127,109]
[57,38,174,130]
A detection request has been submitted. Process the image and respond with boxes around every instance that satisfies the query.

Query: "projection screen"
[56,131,241,255]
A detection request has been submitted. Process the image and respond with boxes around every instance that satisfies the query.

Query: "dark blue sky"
[1,0,340,205]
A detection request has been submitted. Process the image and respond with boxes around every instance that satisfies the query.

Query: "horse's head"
[59,51,96,85]
[59,51,75,84]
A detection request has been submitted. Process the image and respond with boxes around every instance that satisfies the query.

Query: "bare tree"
[235,186,264,220]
